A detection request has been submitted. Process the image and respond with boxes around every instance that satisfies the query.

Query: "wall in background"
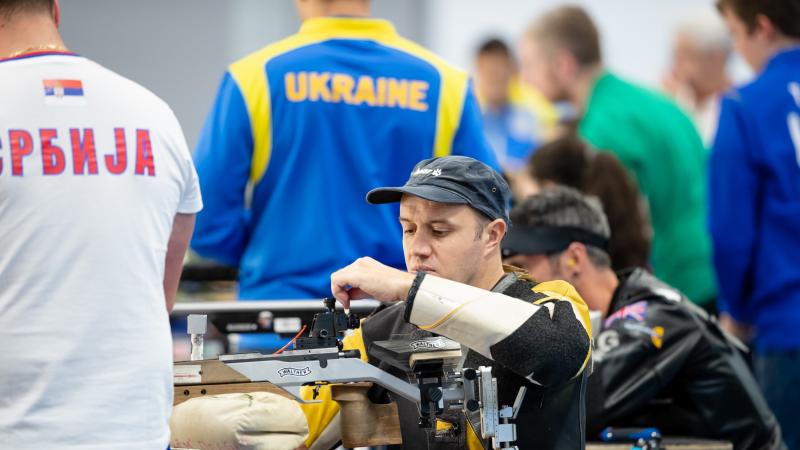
[58,0,747,150]
[60,0,297,150]
[425,0,751,83]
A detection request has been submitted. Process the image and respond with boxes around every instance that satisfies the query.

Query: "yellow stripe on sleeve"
[532,280,593,378]
[228,34,326,185]
[532,280,593,339]
[229,19,471,183]
[371,36,469,158]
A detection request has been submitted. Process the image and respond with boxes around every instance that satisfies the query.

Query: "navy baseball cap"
[366,156,511,222]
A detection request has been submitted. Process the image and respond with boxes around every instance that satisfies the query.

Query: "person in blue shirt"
[192,0,498,300]
[474,38,541,173]
[712,1,800,447]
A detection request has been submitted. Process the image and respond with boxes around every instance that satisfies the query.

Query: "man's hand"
[330,257,416,309]
[719,313,754,344]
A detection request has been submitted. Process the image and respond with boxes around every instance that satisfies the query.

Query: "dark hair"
[0,0,53,17]
[477,37,512,58]
[529,135,650,270]
[717,0,800,38]
[527,5,601,67]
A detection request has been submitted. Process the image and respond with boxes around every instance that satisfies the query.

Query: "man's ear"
[562,242,588,276]
[53,0,60,27]
[754,13,778,41]
[556,48,578,81]
[483,218,507,254]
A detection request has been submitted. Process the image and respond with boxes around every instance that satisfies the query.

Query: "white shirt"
[671,83,723,148]
[0,52,202,450]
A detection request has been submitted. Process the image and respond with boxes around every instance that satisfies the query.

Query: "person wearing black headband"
[502,186,784,450]
[301,156,593,450]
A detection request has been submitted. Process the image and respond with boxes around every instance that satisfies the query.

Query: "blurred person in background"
[474,38,538,171]
[191,0,498,300]
[711,1,800,447]
[663,8,733,147]
[519,5,717,310]
[473,37,556,198]
[524,135,651,273]
[502,187,784,450]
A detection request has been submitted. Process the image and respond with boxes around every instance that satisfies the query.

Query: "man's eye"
[432,229,449,237]
[403,228,415,235]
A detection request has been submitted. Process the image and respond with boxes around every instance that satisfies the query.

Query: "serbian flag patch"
[43,79,83,97]
[43,79,86,105]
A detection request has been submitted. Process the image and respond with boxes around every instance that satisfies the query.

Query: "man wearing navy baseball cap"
[302,156,592,449]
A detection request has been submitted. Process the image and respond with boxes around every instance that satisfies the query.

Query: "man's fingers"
[330,272,351,309]
[330,258,394,305]
[332,289,350,310]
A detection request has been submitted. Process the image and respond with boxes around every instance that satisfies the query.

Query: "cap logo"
[411,167,442,177]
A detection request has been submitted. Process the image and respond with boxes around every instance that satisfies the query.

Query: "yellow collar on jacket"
[298,16,398,40]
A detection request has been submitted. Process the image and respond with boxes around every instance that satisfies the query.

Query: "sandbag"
[170,392,308,450]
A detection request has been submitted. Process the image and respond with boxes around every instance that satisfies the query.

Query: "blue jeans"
[755,350,800,450]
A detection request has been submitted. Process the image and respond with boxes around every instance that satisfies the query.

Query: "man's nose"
[409,232,433,258]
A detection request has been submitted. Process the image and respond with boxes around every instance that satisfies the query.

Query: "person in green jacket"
[518,5,716,308]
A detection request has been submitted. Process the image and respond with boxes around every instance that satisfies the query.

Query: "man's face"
[475,52,513,109]
[671,34,701,87]
[721,8,768,71]
[400,195,488,286]
[504,252,562,282]
[519,36,567,102]
[671,34,730,95]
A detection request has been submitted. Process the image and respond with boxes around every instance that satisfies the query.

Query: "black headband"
[501,224,610,258]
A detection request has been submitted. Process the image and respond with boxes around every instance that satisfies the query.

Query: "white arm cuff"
[406,275,541,359]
